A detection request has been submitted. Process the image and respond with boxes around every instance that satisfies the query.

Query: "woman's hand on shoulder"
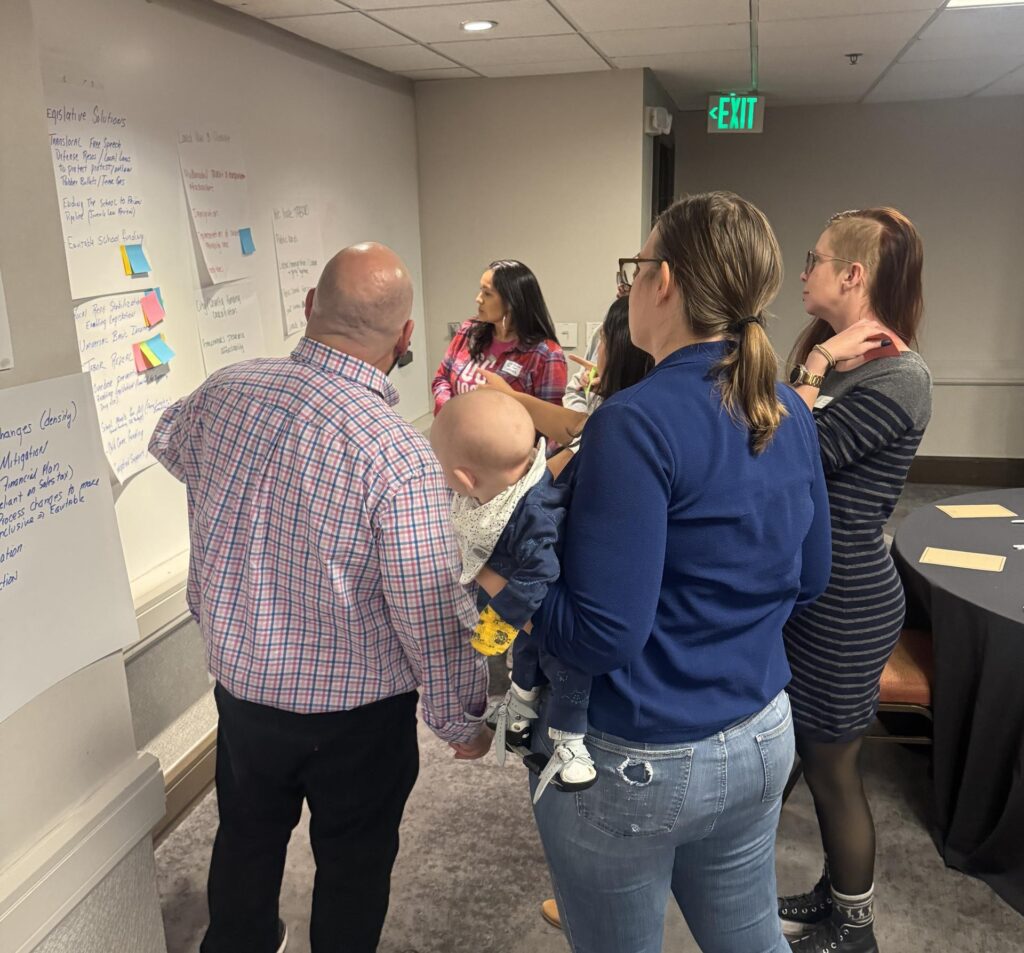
[825,319,893,372]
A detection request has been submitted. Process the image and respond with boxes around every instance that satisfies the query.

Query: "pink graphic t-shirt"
[431,320,568,415]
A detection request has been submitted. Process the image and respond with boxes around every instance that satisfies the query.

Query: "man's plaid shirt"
[150,337,486,741]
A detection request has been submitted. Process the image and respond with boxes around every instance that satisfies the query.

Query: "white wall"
[676,96,1024,458]
[415,69,647,374]
[2,1,430,949]
[31,0,428,592]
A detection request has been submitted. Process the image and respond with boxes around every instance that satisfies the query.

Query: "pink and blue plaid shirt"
[149,337,487,742]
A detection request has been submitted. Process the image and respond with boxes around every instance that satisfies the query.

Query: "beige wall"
[415,69,647,374]
[676,96,1024,458]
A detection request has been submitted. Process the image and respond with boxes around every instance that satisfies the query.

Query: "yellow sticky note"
[119,244,132,276]
[139,341,160,366]
[936,504,1017,519]
[920,546,1005,573]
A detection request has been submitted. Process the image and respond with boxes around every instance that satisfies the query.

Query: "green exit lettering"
[707,94,764,134]
[716,95,757,130]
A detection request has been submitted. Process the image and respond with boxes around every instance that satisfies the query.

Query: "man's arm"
[376,467,488,744]
[148,395,197,482]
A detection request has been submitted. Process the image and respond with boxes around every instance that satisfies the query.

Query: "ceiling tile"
[923,6,1024,40]
[479,60,610,78]
[402,66,478,80]
[557,0,748,33]
[901,31,1024,62]
[432,32,602,67]
[590,23,749,58]
[864,55,1024,102]
[975,64,1024,97]
[614,50,752,108]
[371,0,570,45]
[346,43,456,70]
[760,71,879,101]
[758,1,940,21]
[270,11,408,48]
[757,11,933,48]
[346,0,484,8]
[218,0,345,16]
[756,44,893,101]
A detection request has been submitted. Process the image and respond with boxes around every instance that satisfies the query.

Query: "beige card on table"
[936,504,1017,519]
[919,546,1006,572]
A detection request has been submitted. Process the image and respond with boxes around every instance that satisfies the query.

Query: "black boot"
[779,869,832,937]
[788,887,878,953]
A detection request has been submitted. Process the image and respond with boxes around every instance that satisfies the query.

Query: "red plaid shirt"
[149,338,486,741]
[431,320,567,415]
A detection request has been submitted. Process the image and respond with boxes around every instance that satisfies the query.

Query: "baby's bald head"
[430,390,537,502]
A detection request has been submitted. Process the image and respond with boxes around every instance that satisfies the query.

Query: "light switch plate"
[585,322,602,354]
[555,322,578,349]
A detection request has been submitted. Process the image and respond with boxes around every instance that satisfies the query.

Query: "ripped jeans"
[530,690,794,953]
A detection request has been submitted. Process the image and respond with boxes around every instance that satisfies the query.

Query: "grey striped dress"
[784,351,932,742]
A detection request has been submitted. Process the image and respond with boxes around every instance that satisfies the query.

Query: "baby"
[430,388,596,801]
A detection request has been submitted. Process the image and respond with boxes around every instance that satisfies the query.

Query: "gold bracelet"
[813,343,837,369]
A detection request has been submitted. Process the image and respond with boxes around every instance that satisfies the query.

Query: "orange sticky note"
[120,244,132,276]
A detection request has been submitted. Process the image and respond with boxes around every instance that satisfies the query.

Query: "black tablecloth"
[892,488,1024,915]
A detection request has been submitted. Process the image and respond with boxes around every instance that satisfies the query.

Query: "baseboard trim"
[0,754,165,953]
[909,457,1024,486]
[153,728,217,846]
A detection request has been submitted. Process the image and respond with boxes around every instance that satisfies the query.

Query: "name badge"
[814,395,833,409]
[501,359,523,378]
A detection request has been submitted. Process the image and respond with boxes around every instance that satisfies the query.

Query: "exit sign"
[707,93,766,134]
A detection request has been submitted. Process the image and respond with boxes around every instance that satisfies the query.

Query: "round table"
[892,487,1024,915]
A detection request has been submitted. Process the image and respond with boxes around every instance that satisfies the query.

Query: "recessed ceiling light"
[946,1,1024,8]
[460,20,498,32]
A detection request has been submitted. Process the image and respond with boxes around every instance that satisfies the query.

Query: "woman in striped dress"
[780,209,932,953]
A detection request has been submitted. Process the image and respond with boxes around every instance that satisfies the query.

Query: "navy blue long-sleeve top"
[535,341,831,743]
[487,471,568,629]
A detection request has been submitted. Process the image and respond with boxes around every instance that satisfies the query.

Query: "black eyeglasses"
[617,257,665,291]
[805,250,856,275]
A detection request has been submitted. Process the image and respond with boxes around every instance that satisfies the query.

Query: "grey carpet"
[156,483,1024,951]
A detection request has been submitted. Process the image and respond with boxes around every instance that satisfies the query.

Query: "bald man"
[150,242,489,953]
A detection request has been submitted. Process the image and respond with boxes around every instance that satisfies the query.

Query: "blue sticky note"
[155,286,164,309]
[125,243,151,274]
[147,335,176,364]
[239,227,255,256]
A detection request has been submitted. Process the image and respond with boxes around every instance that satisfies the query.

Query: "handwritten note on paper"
[0,269,12,372]
[196,279,266,375]
[73,292,175,482]
[0,373,138,723]
[272,202,323,337]
[44,82,150,300]
[177,129,253,284]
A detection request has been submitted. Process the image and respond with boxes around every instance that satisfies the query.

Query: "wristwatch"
[789,364,825,388]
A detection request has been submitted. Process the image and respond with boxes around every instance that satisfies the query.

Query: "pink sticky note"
[132,343,149,374]
[140,290,165,327]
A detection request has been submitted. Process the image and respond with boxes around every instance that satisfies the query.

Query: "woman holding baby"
[479,192,832,953]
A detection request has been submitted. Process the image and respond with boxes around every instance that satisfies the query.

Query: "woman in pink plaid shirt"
[432,259,567,415]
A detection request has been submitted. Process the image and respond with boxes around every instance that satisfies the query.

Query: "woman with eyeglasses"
[780,209,931,953]
[478,192,831,953]
[431,260,567,415]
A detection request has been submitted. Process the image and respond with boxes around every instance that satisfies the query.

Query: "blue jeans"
[530,690,794,953]
[513,634,591,735]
